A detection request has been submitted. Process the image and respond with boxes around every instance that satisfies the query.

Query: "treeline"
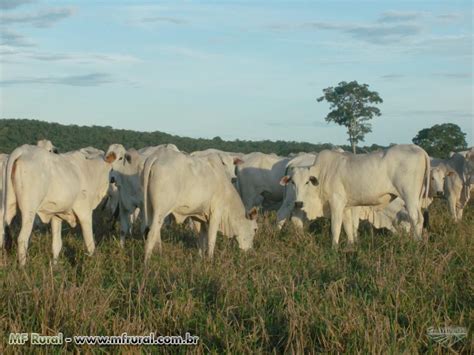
[0,119,387,155]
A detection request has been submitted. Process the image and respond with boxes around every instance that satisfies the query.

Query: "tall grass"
[0,201,472,353]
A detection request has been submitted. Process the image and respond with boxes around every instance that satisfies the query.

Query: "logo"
[427,326,467,347]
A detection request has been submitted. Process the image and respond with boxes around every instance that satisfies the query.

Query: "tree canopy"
[317,81,383,153]
[412,123,467,158]
[0,119,355,155]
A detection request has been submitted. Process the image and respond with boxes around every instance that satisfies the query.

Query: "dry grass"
[0,200,473,353]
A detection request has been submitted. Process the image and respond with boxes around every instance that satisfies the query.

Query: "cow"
[280,145,430,247]
[104,144,179,246]
[190,149,242,183]
[357,198,411,234]
[278,154,416,237]
[276,152,318,229]
[1,139,59,255]
[430,153,471,221]
[141,149,258,263]
[2,145,112,265]
[36,139,59,154]
[234,152,290,211]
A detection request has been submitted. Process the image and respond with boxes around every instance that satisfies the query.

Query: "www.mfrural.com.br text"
[8,332,199,346]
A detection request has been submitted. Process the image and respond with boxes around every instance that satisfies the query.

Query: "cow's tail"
[142,154,159,228]
[421,150,431,229]
[3,147,24,228]
[422,150,430,206]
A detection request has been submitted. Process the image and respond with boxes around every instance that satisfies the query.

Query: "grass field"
[0,200,472,353]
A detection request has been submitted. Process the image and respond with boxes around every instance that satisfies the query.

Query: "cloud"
[407,35,472,57]
[26,51,141,64]
[0,45,21,56]
[431,72,472,79]
[378,10,424,23]
[160,45,214,60]
[380,74,405,80]
[0,29,34,47]
[0,7,75,28]
[347,24,421,44]
[280,20,422,45]
[387,109,473,120]
[0,44,142,64]
[141,16,187,25]
[265,120,336,128]
[0,72,115,86]
[436,13,464,23]
[0,0,34,10]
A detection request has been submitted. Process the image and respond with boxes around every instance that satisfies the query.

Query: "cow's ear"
[124,153,132,164]
[309,176,319,186]
[280,175,291,186]
[233,157,244,165]
[105,152,117,163]
[247,207,258,220]
[447,171,455,177]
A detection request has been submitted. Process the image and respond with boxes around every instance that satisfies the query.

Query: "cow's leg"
[0,216,4,252]
[77,213,95,256]
[351,207,360,242]
[404,199,423,240]
[342,208,355,245]
[144,214,164,263]
[17,210,35,266]
[329,198,345,249]
[119,208,131,248]
[198,222,208,257]
[446,194,458,222]
[207,213,222,259]
[51,216,62,264]
[276,202,292,229]
[290,211,305,230]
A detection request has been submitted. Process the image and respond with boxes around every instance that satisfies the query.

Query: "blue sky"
[1,0,472,146]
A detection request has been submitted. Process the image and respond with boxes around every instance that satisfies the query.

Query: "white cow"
[357,199,412,234]
[280,145,430,247]
[430,153,471,221]
[2,145,111,265]
[191,149,241,182]
[36,139,59,153]
[276,153,318,229]
[104,144,179,246]
[142,149,258,262]
[464,148,474,186]
[234,152,290,211]
[279,150,430,237]
[1,139,59,253]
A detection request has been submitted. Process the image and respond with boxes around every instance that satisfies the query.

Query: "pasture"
[0,200,472,353]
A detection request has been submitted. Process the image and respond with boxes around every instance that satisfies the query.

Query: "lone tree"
[317,81,383,154]
[412,123,467,158]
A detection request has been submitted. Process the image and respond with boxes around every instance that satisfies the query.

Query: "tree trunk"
[351,139,356,154]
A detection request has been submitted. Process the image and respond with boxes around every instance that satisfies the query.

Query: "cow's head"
[280,166,324,220]
[104,144,128,168]
[235,207,258,251]
[430,167,454,197]
[36,139,59,154]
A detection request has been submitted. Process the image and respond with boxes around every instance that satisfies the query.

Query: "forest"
[0,119,387,155]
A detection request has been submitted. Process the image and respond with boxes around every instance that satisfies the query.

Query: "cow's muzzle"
[436,191,444,198]
[294,201,304,209]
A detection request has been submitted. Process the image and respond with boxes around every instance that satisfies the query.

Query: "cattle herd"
[0,140,473,266]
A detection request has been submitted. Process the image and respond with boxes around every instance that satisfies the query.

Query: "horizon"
[1,0,472,145]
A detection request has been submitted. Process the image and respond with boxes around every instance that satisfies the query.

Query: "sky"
[0,0,472,146]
